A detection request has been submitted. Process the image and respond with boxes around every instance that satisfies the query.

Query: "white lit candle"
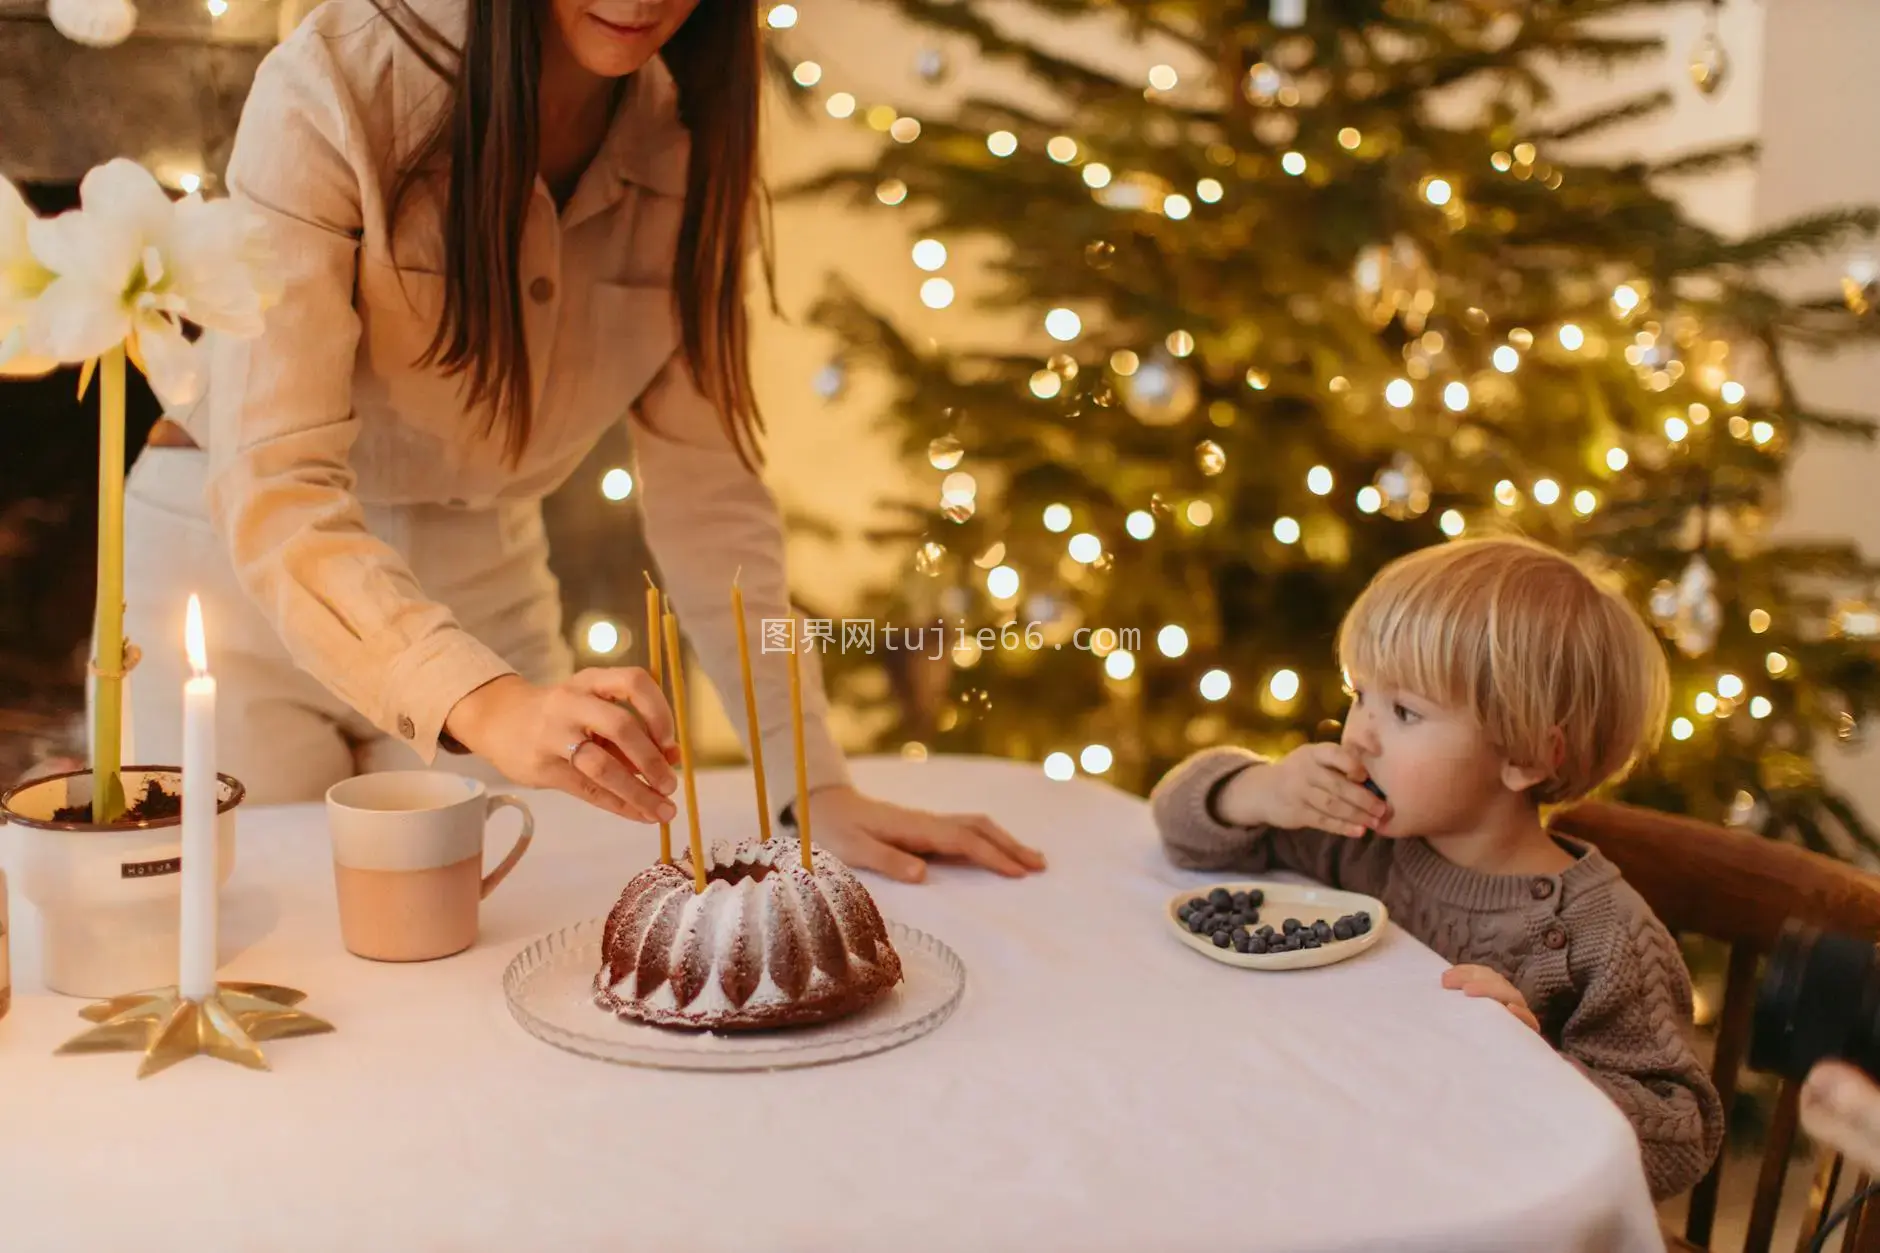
[180,594,218,1001]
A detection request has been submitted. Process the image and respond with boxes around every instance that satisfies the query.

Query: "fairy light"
[912,239,947,271]
[586,619,621,656]
[940,471,976,504]
[1080,745,1114,774]
[1307,466,1334,495]
[1273,516,1302,544]
[1751,420,1775,445]
[1671,717,1694,741]
[1148,64,1179,91]
[1422,178,1453,206]
[1246,368,1270,391]
[1164,194,1193,220]
[1606,446,1629,471]
[1047,136,1078,164]
[1112,350,1140,375]
[792,61,823,87]
[1495,479,1518,507]
[1572,489,1597,516]
[1532,478,1560,505]
[1443,381,1470,411]
[921,278,955,309]
[1029,369,1062,399]
[1749,609,1772,634]
[1718,673,1745,699]
[890,117,922,144]
[1045,308,1083,341]
[1612,284,1641,314]
[1068,532,1103,564]
[1493,345,1520,373]
[1559,324,1585,351]
[1721,380,1747,406]
[179,172,204,193]
[601,468,633,501]
[1043,504,1072,533]
[987,565,1020,599]
[1690,403,1711,425]
[1126,510,1155,539]
[1084,164,1113,189]
[1268,669,1301,702]
[988,131,1018,157]
[1197,178,1224,203]
[1385,378,1414,408]
[876,179,908,206]
[1338,127,1362,150]
[1186,501,1214,527]
[1105,649,1136,680]
[1158,625,1189,657]
[766,3,797,28]
[1695,691,1718,716]
[1439,509,1466,537]
[1665,415,1690,442]
[1200,670,1232,701]
[205,0,227,14]
[1750,696,1773,719]
[827,93,856,119]
[1167,330,1195,357]
[1043,752,1075,781]
[1766,651,1790,676]
[1356,486,1382,514]
[1281,152,1307,177]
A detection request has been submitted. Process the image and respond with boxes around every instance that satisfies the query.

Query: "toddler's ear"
[1500,726,1565,794]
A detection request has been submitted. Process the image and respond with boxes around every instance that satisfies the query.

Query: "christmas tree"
[778,0,1880,854]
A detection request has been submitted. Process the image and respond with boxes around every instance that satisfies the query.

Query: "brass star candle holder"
[56,982,334,1079]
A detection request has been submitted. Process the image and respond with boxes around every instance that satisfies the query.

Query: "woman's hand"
[445,670,680,823]
[796,786,1047,884]
[1802,1060,1880,1175]
[1215,742,1388,836]
[1442,964,1542,1033]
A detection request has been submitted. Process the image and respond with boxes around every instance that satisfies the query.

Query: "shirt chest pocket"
[547,279,680,448]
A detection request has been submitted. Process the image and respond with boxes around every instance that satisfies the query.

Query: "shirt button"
[1530,877,1555,900]
[1543,926,1567,950]
[398,715,416,740]
[529,276,555,303]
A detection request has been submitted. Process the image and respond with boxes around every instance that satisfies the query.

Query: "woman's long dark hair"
[368,0,767,471]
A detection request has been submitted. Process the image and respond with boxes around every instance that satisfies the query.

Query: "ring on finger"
[566,736,589,764]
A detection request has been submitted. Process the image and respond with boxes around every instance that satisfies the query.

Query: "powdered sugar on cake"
[593,837,902,1031]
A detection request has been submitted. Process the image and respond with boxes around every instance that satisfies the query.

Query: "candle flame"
[185,594,207,675]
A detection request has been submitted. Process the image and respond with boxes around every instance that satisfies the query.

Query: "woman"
[121,0,1044,882]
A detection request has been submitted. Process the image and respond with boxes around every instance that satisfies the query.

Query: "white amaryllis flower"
[0,176,56,373]
[25,159,281,406]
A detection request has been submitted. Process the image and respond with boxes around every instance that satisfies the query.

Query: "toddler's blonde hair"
[1335,535,1668,805]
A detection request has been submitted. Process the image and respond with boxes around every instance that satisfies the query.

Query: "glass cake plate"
[502,917,966,1071]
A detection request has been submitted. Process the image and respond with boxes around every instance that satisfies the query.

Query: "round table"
[0,754,1662,1252]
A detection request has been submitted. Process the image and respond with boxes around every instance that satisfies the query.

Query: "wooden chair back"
[1550,800,1880,1253]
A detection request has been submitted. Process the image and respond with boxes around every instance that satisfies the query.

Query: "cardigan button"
[1530,877,1555,900]
[529,276,555,304]
[1543,926,1567,950]
[398,715,416,740]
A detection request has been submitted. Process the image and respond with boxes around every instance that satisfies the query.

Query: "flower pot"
[0,767,242,998]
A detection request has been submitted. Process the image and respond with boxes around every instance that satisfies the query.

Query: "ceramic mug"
[325,771,533,962]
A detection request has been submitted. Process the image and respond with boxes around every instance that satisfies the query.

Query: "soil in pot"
[53,777,181,824]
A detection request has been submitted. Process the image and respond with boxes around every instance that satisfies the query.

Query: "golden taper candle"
[787,620,812,871]
[645,581,672,865]
[661,611,707,893]
[730,573,774,843]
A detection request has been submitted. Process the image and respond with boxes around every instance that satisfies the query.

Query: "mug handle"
[481,794,535,900]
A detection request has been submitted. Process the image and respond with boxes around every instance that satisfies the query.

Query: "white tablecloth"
[0,755,1662,1253]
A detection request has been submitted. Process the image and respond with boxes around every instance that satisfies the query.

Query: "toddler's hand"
[1220,741,1387,836]
[1443,964,1541,1033]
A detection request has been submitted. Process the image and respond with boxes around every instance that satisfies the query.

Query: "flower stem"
[91,345,127,824]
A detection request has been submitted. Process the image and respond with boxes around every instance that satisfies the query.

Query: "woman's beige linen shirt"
[186,0,850,813]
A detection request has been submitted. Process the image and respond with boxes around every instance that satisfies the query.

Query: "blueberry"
[1187,897,1208,913]
[1302,935,1321,949]
[1231,925,1250,943]
[1212,930,1232,948]
[1209,888,1232,908]
[1188,914,1209,934]
[1283,918,1302,935]
[1248,888,1265,908]
[1178,904,1194,921]
[1256,924,1275,939]
[1248,936,1269,954]
[1230,890,1249,909]
[1245,909,1261,927]
[1355,910,1372,926]
[1233,934,1253,953]
[1332,920,1354,941]
[1286,936,1304,951]
[1313,920,1334,941]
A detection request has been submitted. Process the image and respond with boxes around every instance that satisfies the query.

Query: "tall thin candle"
[645,579,671,865]
[661,610,707,893]
[786,620,812,871]
[179,594,218,1002]
[730,571,773,843]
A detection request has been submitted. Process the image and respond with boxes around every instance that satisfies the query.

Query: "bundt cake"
[594,837,903,1031]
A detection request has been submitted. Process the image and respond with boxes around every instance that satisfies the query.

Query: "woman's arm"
[629,356,850,826]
